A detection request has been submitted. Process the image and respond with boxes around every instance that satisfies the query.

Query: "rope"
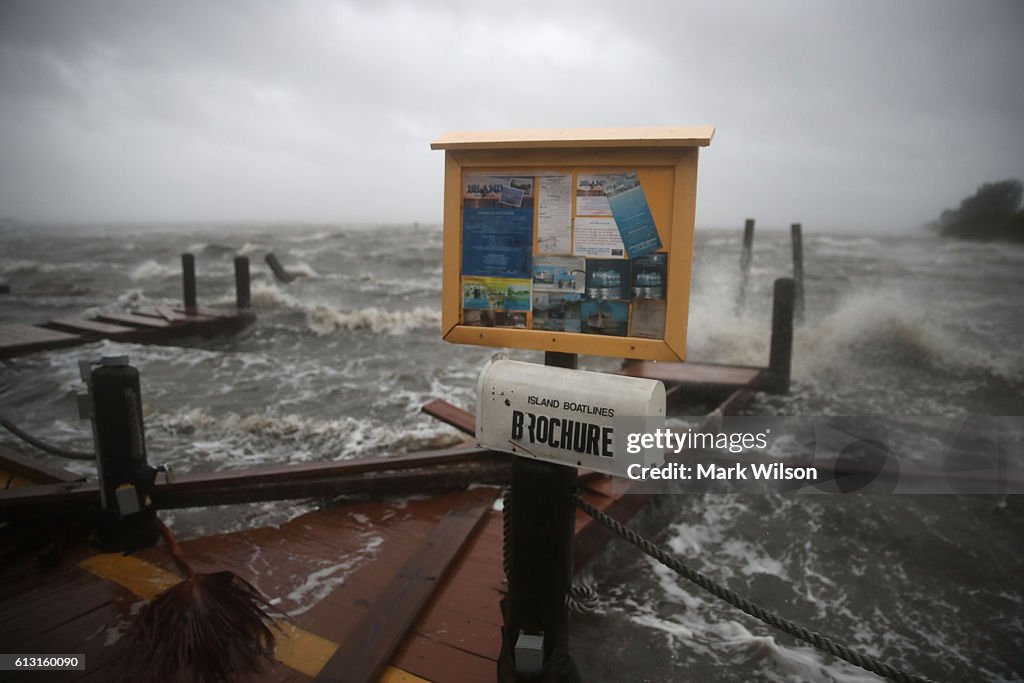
[502,487,512,579]
[123,387,146,462]
[566,580,600,615]
[572,494,937,683]
[0,411,95,461]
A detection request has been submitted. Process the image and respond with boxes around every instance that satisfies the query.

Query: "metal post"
[737,218,755,312]
[234,255,251,309]
[790,223,804,322]
[182,252,197,312]
[767,278,795,394]
[499,351,580,683]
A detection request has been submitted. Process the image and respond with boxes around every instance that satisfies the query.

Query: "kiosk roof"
[430,126,715,151]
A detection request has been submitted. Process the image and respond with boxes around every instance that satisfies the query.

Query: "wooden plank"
[431,126,715,150]
[154,305,187,321]
[173,305,235,318]
[93,312,175,328]
[313,488,496,683]
[622,360,762,388]
[0,450,508,520]
[0,324,82,357]
[0,445,83,484]
[47,317,138,336]
[0,324,80,343]
[420,399,475,436]
[393,634,495,683]
[134,305,203,322]
[0,325,80,344]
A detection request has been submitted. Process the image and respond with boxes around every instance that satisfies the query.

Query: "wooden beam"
[0,446,508,520]
[621,361,762,389]
[420,398,476,435]
[94,312,175,328]
[47,318,137,336]
[0,446,83,485]
[313,487,496,683]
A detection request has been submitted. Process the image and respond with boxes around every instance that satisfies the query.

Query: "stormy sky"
[1,0,1022,231]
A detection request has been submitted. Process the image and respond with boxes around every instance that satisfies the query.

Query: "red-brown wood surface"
[314,487,495,683]
[622,360,762,388]
[0,477,645,683]
[2,307,254,359]
[0,323,82,357]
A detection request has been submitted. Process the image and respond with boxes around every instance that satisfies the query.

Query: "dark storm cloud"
[1,0,1022,229]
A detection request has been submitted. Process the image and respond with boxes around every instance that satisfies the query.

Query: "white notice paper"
[537,175,573,254]
[573,217,625,257]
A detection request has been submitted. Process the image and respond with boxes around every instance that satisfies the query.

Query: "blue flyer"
[461,208,533,279]
[605,172,662,258]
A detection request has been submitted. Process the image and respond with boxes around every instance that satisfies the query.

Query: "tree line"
[930,179,1024,242]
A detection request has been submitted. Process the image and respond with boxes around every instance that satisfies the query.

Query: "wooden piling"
[500,351,580,682]
[181,252,197,312]
[767,277,795,394]
[737,218,755,311]
[790,223,804,321]
[234,255,251,309]
[265,252,296,284]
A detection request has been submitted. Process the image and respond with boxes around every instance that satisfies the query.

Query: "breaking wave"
[246,282,439,334]
[797,289,1024,382]
[306,305,439,335]
[151,408,464,463]
[0,258,60,275]
[129,259,178,280]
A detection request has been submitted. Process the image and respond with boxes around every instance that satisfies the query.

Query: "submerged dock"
[0,253,255,359]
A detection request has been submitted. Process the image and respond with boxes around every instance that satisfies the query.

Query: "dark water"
[1,223,1022,681]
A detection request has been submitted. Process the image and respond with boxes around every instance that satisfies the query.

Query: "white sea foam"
[0,258,60,274]
[287,261,320,279]
[797,288,1024,382]
[306,304,440,335]
[129,259,177,280]
[245,281,438,334]
[351,273,441,295]
[618,545,880,683]
[151,407,464,462]
[284,534,383,616]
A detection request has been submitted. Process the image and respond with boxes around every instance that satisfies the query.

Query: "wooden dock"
[0,252,256,359]
[0,388,757,683]
[0,306,255,359]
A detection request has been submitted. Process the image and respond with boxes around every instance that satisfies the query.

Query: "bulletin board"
[431,126,714,362]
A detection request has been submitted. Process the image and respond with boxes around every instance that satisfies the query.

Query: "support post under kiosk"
[499,351,581,683]
[81,356,160,551]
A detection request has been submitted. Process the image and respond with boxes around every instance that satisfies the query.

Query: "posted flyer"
[533,256,586,293]
[573,216,625,257]
[576,174,611,215]
[605,172,662,257]
[461,208,533,279]
[537,175,573,254]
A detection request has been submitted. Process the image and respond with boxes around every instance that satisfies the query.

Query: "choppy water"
[1,222,1022,681]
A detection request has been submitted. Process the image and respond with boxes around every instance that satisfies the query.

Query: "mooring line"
[0,411,94,461]
[572,494,937,683]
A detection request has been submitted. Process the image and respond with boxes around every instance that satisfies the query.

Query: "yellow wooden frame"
[431,127,713,362]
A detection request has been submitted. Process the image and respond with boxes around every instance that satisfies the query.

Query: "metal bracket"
[514,631,545,674]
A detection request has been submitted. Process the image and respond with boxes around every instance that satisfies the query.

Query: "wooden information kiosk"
[432,126,714,362]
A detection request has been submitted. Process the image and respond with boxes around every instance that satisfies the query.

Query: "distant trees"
[931,179,1024,242]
